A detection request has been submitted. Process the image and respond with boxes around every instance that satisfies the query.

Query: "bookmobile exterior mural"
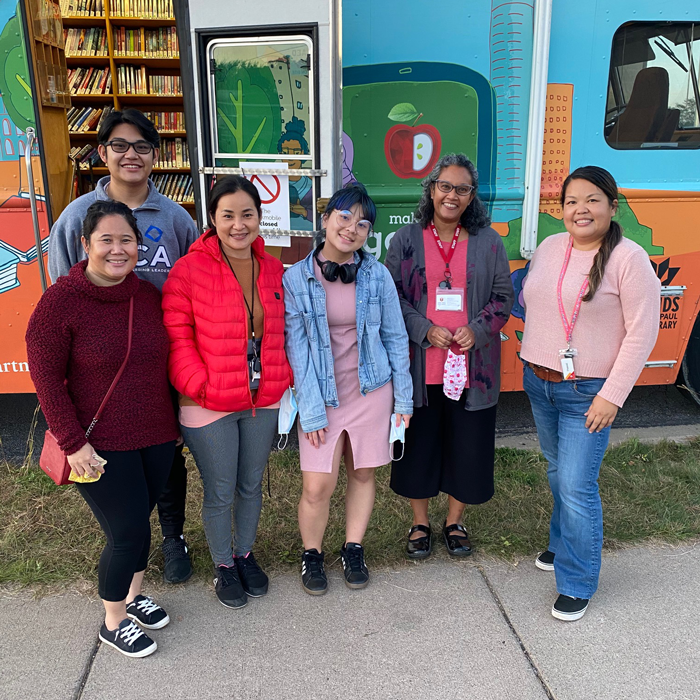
[2,0,700,399]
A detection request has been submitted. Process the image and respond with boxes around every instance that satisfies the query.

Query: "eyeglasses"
[335,210,372,236]
[433,179,475,197]
[104,139,155,155]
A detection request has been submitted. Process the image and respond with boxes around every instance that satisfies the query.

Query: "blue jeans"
[180,409,278,567]
[523,364,610,599]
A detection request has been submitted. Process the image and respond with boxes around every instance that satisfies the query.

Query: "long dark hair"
[207,175,262,229]
[415,153,491,234]
[561,166,622,301]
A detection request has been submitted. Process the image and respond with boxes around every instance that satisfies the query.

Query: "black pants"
[156,442,187,538]
[390,385,497,504]
[76,441,176,601]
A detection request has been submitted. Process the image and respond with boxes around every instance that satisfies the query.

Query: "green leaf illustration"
[388,102,420,123]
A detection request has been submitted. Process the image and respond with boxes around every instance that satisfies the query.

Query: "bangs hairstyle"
[324,182,377,226]
[561,165,622,302]
[415,153,491,234]
[97,108,160,149]
[207,175,263,228]
[81,200,142,244]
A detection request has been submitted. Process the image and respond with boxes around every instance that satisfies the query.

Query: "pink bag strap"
[85,296,134,439]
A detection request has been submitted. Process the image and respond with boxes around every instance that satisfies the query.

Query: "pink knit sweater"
[521,233,660,407]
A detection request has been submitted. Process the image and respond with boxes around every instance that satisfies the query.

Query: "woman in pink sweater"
[521,166,660,622]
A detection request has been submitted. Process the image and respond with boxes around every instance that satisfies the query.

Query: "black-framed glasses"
[103,139,155,155]
[335,209,372,236]
[433,179,475,197]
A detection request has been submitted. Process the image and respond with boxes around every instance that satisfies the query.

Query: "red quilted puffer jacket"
[162,230,292,412]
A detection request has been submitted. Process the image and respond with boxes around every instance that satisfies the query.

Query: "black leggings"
[76,441,176,602]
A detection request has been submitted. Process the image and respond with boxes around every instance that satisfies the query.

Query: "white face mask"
[389,413,406,461]
[277,388,298,450]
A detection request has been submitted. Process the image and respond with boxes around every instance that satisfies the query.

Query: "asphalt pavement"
[2,543,698,700]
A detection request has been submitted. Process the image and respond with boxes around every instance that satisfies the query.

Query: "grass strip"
[1,439,699,587]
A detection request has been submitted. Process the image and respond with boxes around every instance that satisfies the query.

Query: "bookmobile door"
[174,0,341,262]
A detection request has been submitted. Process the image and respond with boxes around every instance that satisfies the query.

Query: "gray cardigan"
[384,223,514,411]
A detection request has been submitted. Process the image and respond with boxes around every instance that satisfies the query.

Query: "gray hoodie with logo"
[48,176,200,291]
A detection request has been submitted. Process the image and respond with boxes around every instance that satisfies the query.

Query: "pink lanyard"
[557,237,589,348]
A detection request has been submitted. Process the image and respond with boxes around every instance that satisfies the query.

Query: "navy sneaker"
[99,618,157,658]
[340,542,369,589]
[236,551,269,597]
[214,564,247,609]
[552,594,589,621]
[301,549,327,596]
[535,550,555,571]
[126,595,170,630]
[162,535,193,584]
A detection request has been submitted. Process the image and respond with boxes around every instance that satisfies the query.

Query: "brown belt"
[525,362,593,383]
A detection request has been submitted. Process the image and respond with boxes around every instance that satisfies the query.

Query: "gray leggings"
[180,408,278,567]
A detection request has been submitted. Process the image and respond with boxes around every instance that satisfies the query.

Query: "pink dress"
[298,257,394,473]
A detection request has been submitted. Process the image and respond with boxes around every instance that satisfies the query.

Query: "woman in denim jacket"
[283,183,413,596]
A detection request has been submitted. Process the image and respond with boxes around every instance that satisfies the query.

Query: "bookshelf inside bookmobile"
[60,0,194,209]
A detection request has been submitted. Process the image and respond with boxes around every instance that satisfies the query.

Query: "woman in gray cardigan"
[384,153,513,559]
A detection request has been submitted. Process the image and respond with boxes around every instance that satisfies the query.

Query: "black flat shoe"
[443,522,472,557]
[406,524,432,559]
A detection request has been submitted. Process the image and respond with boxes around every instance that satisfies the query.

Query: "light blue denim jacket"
[283,249,413,432]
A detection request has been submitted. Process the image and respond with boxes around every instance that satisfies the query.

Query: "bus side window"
[605,21,700,150]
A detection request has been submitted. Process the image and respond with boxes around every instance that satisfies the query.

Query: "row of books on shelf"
[64,27,107,56]
[70,143,103,168]
[60,0,104,17]
[68,105,113,132]
[113,27,178,57]
[152,173,193,203]
[68,66,111,94]
[157,138,189,168]
[143,111,184,131]
[110,0,173,18]
[116,65,181,95]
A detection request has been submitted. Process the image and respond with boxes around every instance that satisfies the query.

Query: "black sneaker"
[552,594,589,621]
[535,550,555,571]
[236,551,269,597]
[213,564,247,609]
[162,535,193,584]
[99,618,157,658]
[340,542,369,589]
[301,549,327,596]
[126,595,170,630]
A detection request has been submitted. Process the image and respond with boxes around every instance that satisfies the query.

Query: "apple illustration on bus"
[384,102,442,179]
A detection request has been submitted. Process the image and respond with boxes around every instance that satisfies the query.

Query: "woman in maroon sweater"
[26,200,178,659]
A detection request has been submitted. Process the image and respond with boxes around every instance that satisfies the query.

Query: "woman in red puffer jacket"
[162,176,291,610]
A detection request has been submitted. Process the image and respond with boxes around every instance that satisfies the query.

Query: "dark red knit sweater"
[26,261,178,455]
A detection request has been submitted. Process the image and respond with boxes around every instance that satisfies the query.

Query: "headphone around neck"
[313,245,362,284]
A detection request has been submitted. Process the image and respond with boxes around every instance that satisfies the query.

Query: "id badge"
[559,348,577,381]
[435,287,464,312]
[247,338,262,390]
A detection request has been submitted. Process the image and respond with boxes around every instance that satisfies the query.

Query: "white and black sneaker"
[340,542,369,589]
[126,595,170,630]
[535,550,555,571]
[99,618,157,658]
[301,549,327,596]
[552,594,589,621]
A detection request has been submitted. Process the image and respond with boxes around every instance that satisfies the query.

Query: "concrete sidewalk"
[2,543,698,700]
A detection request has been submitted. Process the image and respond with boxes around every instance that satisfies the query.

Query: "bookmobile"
[2,0,700,409]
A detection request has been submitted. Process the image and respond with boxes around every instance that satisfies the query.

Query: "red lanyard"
[557,236,589,347]
[429,222,461,282]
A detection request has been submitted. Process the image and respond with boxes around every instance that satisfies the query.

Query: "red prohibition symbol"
[249,174,281,204]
